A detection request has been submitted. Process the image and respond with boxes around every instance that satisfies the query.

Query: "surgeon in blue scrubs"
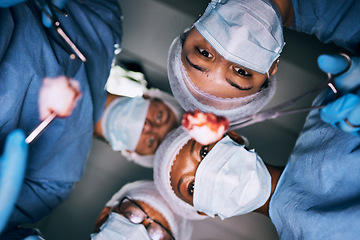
[0,0,122,238]
[154,53,360,239]
[167,0,360,125]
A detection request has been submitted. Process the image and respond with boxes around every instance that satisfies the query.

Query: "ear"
[94,207,111,233]
[269,58,280,77]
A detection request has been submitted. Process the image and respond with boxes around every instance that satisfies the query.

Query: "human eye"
[156,111,163,124]
[149,137,155,148]
[187,180,195,196]
[198,48,213,58]
[233,66,251,77]
[200,145,210,160]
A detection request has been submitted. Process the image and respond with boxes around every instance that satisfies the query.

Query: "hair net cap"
[120,151,154,168]
[194,0,284,74]
[102,96,150,151]
[153,127,209,220]
[105,180,193,240]
[168,36,277,125]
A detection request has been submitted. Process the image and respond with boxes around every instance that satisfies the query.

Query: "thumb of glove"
[0,130,28,233]
[42,0,68,28]
[317,54,349,75]
[318,54,360,93]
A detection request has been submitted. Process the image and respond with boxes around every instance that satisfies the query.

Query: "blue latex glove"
[317,54,360,94]
[320,92,360,136]
[41,0,69,28]
[0,130,28,233]
[318,54,360,136]
[0,0,26,7]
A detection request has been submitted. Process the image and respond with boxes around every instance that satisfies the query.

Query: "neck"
[94,93,120,137]
[271,0,294,26]
[254,164,284,217]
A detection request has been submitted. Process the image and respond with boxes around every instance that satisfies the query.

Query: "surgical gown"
[0,0,122,235]
[290,0,360,54]
[269,90,360,239]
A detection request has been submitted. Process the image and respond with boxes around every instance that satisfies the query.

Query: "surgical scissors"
[230,53,351,130]
[33,0,87,62]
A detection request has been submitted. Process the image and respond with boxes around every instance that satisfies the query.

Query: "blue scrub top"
[0,0,122,232]
[290,0,360,54]
[269,90,360,239]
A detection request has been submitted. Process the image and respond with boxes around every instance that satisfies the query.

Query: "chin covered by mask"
[102,180,193,240]
[193,135,272,220]
[102,96,150,152]
[91,212,151,240]
[105,90,184,168]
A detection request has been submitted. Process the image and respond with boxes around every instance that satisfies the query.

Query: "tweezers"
[230,54,351,130]
[25,113,57,144]
[33,0,87,62]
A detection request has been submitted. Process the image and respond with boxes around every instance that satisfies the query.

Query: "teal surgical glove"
[0,0,26,7]
[0,130,28,233]
[317,54,360,93]
[41,0,69,28]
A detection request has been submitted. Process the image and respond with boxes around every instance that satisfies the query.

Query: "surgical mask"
[91,212,151,240]
[194,0,284,74]
[193,135,271,219]
[102,97,150,151]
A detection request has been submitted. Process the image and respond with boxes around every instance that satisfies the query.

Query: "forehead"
[149,98,166,108]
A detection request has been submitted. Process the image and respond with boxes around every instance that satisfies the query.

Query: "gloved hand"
[0,130,28,233]
[320,92,360,136]
[317,54,360,93]
[0,0,26,7]
[41,0,69,28]
[317,53,360,136]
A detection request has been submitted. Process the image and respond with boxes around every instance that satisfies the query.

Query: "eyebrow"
[226,78,252,91]
[186,56,253,92]
[185,55,207,72]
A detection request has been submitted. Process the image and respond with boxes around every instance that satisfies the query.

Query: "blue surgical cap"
[194,0,285,74]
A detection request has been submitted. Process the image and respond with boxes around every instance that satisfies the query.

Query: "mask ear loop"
[267,58,280,79]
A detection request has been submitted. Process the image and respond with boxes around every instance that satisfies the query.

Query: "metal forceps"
[33,0,87,62]
[230,54,351,130]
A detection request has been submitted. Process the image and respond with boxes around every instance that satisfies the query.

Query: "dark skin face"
[170,139,215,206]
[94,94,178,156]
[135,98,178,155]
[170,132,247,207]
[94,200,172,239]
[181,28,278,99]
[169,132,284,218]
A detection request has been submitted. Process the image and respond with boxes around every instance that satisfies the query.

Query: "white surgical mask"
[91,212,151,240]
[102,97,150,151]
[193,136,271,219]
[194,0,284,74]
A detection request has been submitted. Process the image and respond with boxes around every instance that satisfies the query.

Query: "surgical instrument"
[25,113,56,144]
[230,54,351,130]
[33,0,87,62]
